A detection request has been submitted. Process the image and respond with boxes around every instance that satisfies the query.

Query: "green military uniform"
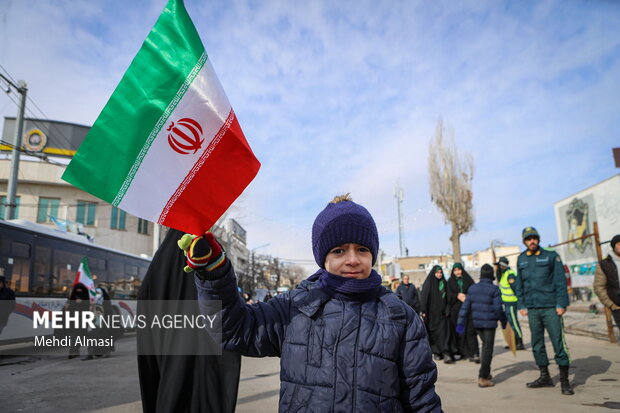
[514,245,570,367]
[499,267,523,340]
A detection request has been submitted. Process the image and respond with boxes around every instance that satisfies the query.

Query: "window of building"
[0,195,20,219]
[37,197,60,223]
[76,201,97,226]
[110,206,127,230]
[137,218,149,235]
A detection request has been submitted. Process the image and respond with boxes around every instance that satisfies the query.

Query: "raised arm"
[180,231,289,357]
[195,262,289,357]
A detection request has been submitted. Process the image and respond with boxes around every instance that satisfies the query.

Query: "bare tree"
[428,119,475,262]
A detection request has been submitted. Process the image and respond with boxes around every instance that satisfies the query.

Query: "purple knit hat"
[312,199,379,268]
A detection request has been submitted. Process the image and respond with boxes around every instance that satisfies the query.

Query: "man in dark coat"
[593,234,620,333]
[420,265,454,363]
[447,263,479,362]
[396,274,421,313]
[137,228,241,413]
[457,264,506,388]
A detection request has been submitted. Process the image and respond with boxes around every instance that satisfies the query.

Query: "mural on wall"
[558,195,598,287]
[559,195,596,261]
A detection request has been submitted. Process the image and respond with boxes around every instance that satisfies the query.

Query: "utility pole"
[394,182,406,257]
[2,76,28,220]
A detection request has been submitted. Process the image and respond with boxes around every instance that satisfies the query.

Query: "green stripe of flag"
[62,0,205,203]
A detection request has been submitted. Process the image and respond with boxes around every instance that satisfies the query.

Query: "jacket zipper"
[332,301,345,411]
[352,303,362,411]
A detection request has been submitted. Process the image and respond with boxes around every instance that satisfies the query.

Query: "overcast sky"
[1,0,619,270]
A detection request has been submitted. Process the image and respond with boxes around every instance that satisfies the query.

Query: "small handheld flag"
[62,0,260,235]
[73,257,97,302]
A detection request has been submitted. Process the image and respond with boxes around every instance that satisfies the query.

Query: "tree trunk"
[451,221,462,263]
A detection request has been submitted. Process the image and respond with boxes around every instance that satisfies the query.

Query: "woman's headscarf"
[419,265,448,318]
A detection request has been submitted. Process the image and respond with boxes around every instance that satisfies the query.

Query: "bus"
[0,219,151,343]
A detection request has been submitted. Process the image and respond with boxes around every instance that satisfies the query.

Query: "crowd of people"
[178,195,620,411]
[3,193,615,412]
[393,226,575,394]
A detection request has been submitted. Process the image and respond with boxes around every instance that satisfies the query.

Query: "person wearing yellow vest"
[495,256,525,350]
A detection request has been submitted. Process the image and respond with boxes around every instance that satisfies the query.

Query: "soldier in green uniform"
[514,227,574,396]
[495,256,525,350]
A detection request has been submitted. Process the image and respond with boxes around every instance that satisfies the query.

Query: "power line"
[0,64,18,85]
[0,139,65,167]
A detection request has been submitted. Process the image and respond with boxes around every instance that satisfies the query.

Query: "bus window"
[107,259,125,298]
[11,257,30,294]
[138,265,148,280]
[12,241,31,258]
[0,232,9,254]
[34,246,52,295]
[53,249,83,296]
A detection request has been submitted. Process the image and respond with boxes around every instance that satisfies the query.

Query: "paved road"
[1,329,618,412]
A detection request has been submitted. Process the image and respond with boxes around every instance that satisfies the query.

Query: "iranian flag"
[73,258,96,302]
[62,0,260,235]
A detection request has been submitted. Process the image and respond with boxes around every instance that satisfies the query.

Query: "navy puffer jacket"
[196,264,442,412]
[457,278,506,329]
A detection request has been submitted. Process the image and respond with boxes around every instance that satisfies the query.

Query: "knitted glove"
[178,232,226,273]
[455,324,465,335]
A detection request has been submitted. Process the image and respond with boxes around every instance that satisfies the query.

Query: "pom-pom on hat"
[312,194,379,268]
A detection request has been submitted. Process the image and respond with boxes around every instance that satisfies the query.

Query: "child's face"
[324,243,372,279]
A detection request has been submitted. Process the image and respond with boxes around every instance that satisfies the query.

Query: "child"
[190,195,442,412]
[456,264,507,388]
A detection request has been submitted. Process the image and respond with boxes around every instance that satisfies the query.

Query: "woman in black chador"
[63,283,91,359]
[137,228,241,413]
[447,263,479,362]
[420,265,454,363]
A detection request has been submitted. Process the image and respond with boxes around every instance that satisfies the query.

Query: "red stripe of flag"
[161,113,260,235]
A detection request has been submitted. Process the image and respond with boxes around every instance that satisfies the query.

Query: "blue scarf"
[307,269,383,302]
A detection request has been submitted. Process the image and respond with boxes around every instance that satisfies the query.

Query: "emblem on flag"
[167,118,204,155]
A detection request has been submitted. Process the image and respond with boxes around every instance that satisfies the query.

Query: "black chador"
[420,265,452,361]
[61,283,91,358]
[137,228,241,413]
[447,264,479,360]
